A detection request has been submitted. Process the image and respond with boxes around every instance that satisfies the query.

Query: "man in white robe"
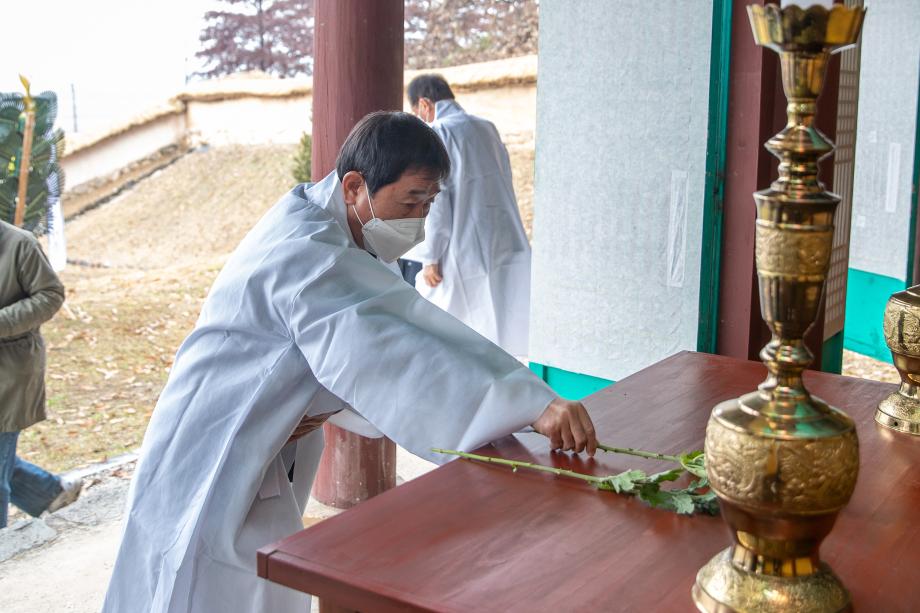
[102,112,596,613]
[404,74,532,356]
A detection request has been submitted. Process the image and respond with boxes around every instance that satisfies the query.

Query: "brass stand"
[693,4,865,612]
[876,286,920,434]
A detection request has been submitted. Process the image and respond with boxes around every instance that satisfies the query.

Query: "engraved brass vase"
[692,4,865,612]
[876,286,920,434]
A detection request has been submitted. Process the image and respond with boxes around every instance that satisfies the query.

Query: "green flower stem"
[432,448,606,485]
[597,443,681,464]
[434,447,717,516]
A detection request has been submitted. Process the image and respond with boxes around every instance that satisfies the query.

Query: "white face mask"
[352,182,426,263]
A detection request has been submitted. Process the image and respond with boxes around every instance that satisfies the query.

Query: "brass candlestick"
[693,4,865,612]
[876,286,920,434]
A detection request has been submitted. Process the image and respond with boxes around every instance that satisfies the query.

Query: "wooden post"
[309,0,403,509]
[13,110,35,227]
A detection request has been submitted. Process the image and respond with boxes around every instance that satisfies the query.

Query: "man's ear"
[416,98,431,122]
[341,171,364,205]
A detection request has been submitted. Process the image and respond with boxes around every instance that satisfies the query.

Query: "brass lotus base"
[692,548,851,613]
[875,391,920,435]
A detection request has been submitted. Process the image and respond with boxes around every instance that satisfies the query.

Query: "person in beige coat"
[0,220,81,529]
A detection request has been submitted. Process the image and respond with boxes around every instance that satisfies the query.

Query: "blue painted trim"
[697,0,732,354]
[843,268,904,363]
[821,331,844,374]
[906,53,920,285]
[529,362,614,400]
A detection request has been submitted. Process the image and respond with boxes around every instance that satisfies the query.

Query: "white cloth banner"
[47,200,66,271]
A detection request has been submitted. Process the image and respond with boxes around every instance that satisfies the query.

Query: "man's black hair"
[407,74,456,107]
[336,111,451,195]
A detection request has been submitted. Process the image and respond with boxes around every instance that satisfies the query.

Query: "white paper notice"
[885,142,901,213]
[666,170,689,288]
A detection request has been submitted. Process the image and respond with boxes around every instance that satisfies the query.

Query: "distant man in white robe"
[102,112,597,613]
[404,74,532,356]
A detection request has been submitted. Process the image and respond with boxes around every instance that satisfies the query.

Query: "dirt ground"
[841,349,899,384]
[65,145,300,269]
[18,264,220,472]
[508,143,535,239]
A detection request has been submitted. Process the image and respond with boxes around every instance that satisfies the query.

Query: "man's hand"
[532,398,597,456]
[423,263,442,287]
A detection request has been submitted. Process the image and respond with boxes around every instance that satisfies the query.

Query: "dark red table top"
[258,351,918,612]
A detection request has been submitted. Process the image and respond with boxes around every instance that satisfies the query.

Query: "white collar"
[434,99,464,120]
[308,171,358,247]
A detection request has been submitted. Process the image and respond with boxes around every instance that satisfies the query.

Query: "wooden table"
[258,351,919,612]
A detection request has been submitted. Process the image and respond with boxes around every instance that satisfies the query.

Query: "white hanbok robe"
[101,171,556,613]
[406,100,532,356]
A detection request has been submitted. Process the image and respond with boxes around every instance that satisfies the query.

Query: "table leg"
[319,598,358,613]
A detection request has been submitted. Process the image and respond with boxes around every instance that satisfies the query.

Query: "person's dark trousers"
[0,431,62,528]
[398,259,423,286]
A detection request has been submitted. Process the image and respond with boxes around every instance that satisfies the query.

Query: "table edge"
[259,547,449,612]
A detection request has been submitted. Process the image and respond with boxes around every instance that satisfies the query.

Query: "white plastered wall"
[61,112,186,188]
[849,0,920,282]
[60,80,537,191]
[185,96,313,146]
[403,84,537,142]
[529,0,713,381]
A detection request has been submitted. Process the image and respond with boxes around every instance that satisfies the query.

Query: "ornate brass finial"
[693,4,866,612]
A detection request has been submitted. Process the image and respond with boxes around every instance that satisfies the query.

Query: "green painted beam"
[821,331,845,374]
[843,268,903,363]
[529,363,614,400]
[904,54,920,285]
[697,0,732,354]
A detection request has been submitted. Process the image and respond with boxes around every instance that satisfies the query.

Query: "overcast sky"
[1,0,222,134]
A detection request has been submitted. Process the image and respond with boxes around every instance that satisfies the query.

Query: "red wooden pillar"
[717,0,841,366]
[310,0,403,509]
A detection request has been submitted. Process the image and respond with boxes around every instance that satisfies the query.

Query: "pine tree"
[291,132,312,184]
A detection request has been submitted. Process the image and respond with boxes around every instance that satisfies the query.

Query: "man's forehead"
[406,185,440,197]
[398,172,441,197]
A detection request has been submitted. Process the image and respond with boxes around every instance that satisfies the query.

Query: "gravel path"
[841,349,899,384]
